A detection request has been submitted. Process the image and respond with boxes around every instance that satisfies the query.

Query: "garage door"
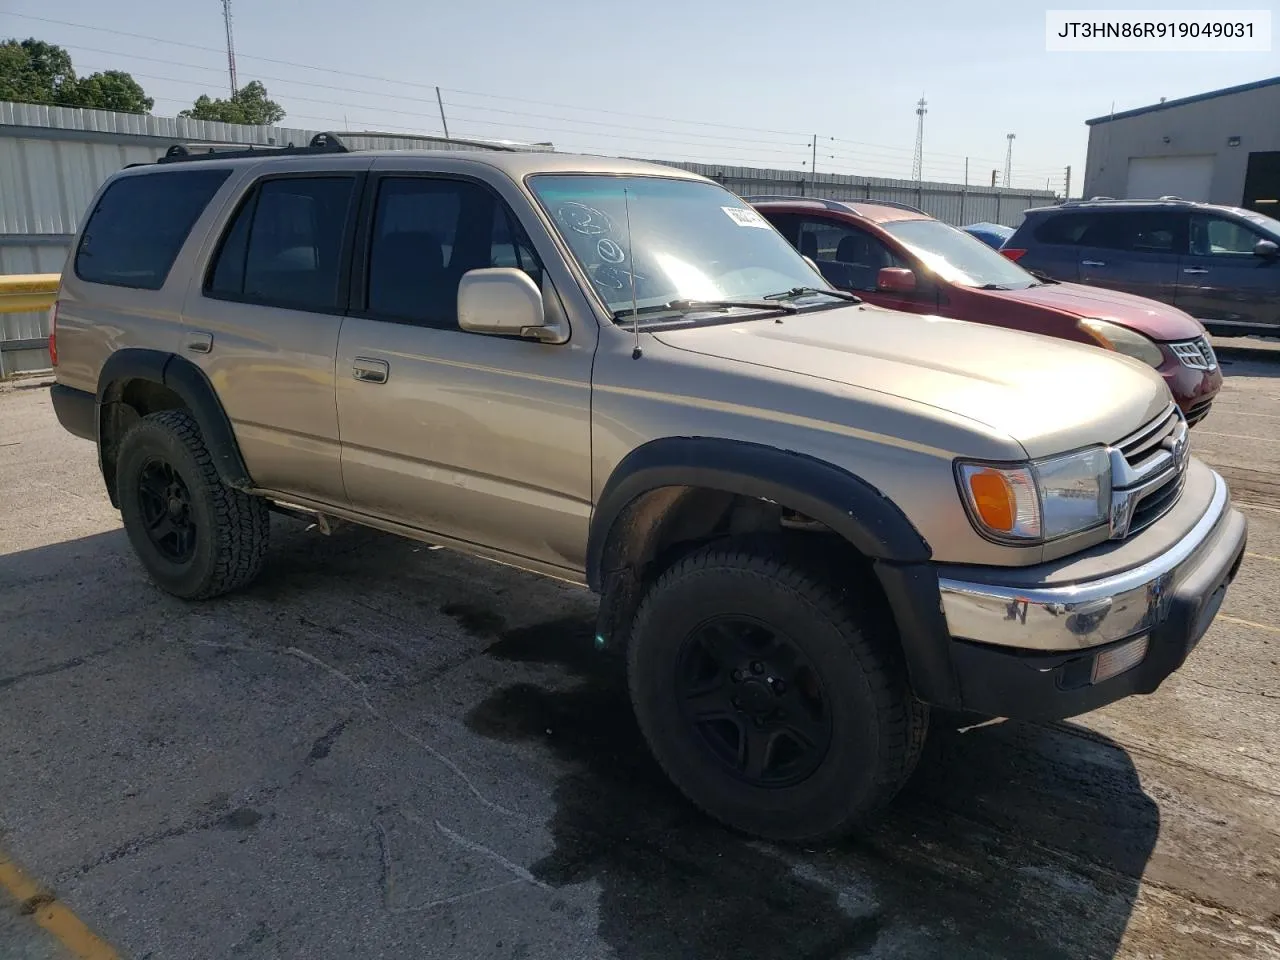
[1125,155,1214,201]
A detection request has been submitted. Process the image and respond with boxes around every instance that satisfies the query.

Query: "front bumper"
[931,470,1247,720]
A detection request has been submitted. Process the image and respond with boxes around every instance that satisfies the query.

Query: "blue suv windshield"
[527,175,829,320]
[883,218,1037,290]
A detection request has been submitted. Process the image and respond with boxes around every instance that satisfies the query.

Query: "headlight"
[1078,318,1164,368]
[958,446,1111,542]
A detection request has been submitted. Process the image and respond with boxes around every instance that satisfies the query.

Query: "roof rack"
[156,132,350,164]
[1058,195,1200,207]
[742,195,928,217]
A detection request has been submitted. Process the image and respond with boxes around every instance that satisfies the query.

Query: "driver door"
[334,168,596,574]
[1176,213,1280,330]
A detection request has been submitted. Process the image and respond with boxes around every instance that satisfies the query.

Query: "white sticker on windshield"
[722,206,770,228]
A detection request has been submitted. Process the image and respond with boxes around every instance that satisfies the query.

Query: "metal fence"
[652,161,1058,227]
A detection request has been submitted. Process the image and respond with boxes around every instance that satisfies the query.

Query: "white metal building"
[1083,76,1280,211]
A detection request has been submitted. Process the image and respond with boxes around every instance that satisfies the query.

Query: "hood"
[652,303,1171,459]
[984,281,1205,341]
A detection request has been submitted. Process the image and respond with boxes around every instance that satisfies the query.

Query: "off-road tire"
[116,409,269,599]
[627,538,928,842]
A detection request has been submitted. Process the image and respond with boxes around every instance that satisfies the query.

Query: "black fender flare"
[587,437,960,709]
[586,436,932,591]
[95,348,253,502]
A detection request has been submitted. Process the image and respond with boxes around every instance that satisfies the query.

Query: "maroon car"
[751,196,1222,425]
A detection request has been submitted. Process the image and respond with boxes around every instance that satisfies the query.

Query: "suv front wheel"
[116,409,270,599]
[627,538,928,842]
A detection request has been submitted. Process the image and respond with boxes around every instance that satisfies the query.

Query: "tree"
[62,70,154,114]
[0,38,153,113]
[179,81,285,125]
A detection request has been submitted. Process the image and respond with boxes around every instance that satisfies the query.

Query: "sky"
[3,0,1277,195]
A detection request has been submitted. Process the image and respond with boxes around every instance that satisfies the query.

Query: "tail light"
[1001,248,1027,262]
[47,300,59,367]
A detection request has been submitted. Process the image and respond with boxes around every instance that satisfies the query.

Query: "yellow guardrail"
[0,274,59,314]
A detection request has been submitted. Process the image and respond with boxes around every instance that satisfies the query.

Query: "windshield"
[1237,208,1280,239]
[883,218,1037,290]
[527,174,828,320]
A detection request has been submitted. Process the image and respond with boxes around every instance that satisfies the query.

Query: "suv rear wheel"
[627,538,927,842]
[116,410,270,599]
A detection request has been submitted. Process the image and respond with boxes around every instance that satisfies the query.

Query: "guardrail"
[0,274,59,315]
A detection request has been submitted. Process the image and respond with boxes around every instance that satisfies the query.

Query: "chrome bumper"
[938,471,1232,652]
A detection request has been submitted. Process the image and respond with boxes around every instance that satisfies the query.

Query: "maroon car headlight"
[1078,318,1164,368]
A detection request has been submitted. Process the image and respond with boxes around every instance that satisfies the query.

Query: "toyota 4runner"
[49,136,1248,842]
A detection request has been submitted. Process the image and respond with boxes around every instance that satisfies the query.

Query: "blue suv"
[1003,198,1280,337]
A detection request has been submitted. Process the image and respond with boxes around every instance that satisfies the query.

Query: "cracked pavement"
[1,340,1279,959]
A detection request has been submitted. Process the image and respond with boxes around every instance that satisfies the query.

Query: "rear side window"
[75,169,230,290]
[1032,213,1097,245]
[206,176,357,312]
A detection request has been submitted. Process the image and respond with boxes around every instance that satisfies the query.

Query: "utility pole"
[911,95,927,183]
[960,157,968,223]
[435,86,450,140]
[1003,133,1016,188]
[811,134,818,183]
[1064,164,1072,198]
[991,169,998,187]
[221,0,238,96]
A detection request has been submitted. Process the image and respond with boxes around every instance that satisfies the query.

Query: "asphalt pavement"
[1,340,1278,960]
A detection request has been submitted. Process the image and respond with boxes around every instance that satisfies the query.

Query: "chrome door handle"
[1081,260,1106,267]
[352,357,389,384]
[186,331,213,354]
[1182,267,1209,275]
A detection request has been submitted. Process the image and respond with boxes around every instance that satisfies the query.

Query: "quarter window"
[75,168,230,290]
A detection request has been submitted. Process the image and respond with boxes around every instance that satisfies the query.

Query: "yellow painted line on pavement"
[0,849,119,960]
[1218,614,1280,636]
[1246,551,1280,564]
[1238,501,1280,514]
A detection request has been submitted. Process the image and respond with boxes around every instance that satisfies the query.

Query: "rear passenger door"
[1176,213,1280,330]
[334,166,595,574]
[1076,210,1185,305]
[181,158,371,504]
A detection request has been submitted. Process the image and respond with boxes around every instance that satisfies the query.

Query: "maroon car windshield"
[884,219,1039,291]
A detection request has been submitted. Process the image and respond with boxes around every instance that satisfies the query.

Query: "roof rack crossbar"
[156,132,350,164]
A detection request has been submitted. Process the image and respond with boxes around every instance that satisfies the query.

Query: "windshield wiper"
[1027,269,1060,285]
[978,283,1014,290]
[765,286,862,303]
[612,298,798,321]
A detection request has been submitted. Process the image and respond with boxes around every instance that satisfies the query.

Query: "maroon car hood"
[983,281,1204,341]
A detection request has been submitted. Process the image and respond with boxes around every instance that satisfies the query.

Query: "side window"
[1033,213,1096,246]
[1085,211,1184,254]
[366,177,543,327]
[798,219,902,293]
[206,176,356,312]
[75,168,231,290]
[1190,215,1262,256]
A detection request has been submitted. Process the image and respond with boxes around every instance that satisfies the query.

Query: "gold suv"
[49,135,1248,842]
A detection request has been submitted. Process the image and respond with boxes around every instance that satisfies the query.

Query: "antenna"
[221,0,238,96]
[1003,133,1016,188]
[912,95,927,182]
[623,187,641,360]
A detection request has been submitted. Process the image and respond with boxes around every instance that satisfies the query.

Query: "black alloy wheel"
[676,616,832,788]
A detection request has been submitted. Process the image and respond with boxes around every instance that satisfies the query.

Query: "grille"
[1170,336,1218,371]
[1185,396,1214,426]
[1110,404,1187,538]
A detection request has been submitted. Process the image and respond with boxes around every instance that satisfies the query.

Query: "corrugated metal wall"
[653,161,1057,227]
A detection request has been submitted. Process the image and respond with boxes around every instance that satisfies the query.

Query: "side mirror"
[457,268,564,342]
[1254,238,1279,259]
[877,267,917,294]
